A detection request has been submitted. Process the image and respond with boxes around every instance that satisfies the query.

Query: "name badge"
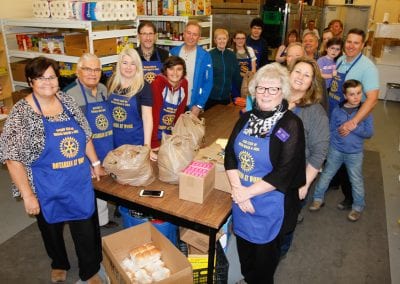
[275,128,290,142]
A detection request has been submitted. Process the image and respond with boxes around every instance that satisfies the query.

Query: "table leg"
[207,229,217,284]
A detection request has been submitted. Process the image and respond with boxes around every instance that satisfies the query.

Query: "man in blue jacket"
[170,21,213,117]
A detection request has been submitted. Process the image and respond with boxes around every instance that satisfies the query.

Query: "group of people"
[0,16,379,284]
[224,19,379,284]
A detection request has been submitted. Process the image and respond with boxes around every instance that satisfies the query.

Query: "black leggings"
[36,211,102,281]
[236,234,281,284]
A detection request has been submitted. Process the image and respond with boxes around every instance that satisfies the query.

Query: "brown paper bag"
[172,111,205,148]
[241,71,254,98]
[158,133,196,184]
[103,144,155,186]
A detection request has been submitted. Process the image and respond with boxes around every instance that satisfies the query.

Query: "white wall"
[0,0,33,19]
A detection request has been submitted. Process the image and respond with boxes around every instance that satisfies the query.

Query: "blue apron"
[109,92,144,147]
[142,50,162,84]
[232,52,253,98]
[78,82,113,161]
[248,40,263,69]
[328,54,362,117]
[157,87,182,140]
[31,93,94,224]
[232,122,284,244]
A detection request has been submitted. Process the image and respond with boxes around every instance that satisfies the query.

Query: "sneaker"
[309,201,324,211]
[51,269,67,283]
[337,200,352,210]
[347,210,362,222]
[100,220,119,229]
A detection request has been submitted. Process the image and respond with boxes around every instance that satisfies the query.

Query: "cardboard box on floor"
[180,227,223,253]
[102,222,193,284]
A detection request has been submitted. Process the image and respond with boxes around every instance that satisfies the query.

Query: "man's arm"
[339,89,378,136]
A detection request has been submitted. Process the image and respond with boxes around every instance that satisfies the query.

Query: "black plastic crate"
[192,241,229,284]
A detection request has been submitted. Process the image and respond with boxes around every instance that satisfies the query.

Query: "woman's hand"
[298,184,309,200]
[238,199,255,214]
[92,165,106,181]
[231,184,251,204]
[23,193,40,216]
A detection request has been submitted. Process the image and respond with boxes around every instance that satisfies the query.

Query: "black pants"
[236,234,281,284]
[36,211,102,281]
[331,165,353,203]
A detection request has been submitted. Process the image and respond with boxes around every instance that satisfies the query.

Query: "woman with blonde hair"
[107,48,155,160]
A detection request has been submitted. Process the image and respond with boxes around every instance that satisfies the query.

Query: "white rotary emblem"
[238,150,254,172]
[96,114,109,131]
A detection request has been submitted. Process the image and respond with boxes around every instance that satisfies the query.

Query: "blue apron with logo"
[157,87,182,140]
[143,50,163,84]
[328,54,362,117]
[232,122,284,244]
[78,82,113,161]
[109,92,144,147]
[31,93,94,224]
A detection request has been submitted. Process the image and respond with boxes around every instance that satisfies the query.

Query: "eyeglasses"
[33,76,58,82]
[235,37,246,40]
[139,32,155,37]
[255,86,281,95]
[80,67,102,74]
[328,47,341,51]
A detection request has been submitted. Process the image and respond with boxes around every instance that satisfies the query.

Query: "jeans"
[313,146,365,212]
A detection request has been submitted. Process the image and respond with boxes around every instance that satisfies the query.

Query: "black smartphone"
[139,189,164,198]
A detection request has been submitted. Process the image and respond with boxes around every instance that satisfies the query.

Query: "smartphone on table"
[139,189,164,198]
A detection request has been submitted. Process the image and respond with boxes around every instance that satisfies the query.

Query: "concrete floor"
[0,100,399,283]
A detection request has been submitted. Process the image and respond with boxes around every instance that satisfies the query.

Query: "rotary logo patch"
[144,72,156,83]
[113,106,127,122]
[60,137,79,158]
[96,114,109,131]
[238,150,254,172]
[162,114,175,126]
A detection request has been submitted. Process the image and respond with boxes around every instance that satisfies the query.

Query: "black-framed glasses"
[255,86,281,95]
[80,67,102,73]
[139,32,155,37]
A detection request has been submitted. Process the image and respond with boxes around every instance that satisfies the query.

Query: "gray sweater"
[294,103,329,170]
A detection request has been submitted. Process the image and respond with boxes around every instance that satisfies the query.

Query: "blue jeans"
[313,147,365,212]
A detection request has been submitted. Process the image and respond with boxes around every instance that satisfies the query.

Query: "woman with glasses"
[231,31,257,100]
[107,48,156,161]
[280,57,330,257]
[224,63,306,283]
[0,57,104,283]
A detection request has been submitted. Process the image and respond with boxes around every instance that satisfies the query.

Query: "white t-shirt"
[179,47,197,105]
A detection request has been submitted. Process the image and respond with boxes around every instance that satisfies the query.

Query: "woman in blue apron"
[0,57,104,283]
[231,31,257,99]
[224,63,306,284]
[150,56,188,149]
[136,21,169,84]
[107,48,157,161]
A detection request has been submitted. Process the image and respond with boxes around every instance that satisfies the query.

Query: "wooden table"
[93,104,241,283]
